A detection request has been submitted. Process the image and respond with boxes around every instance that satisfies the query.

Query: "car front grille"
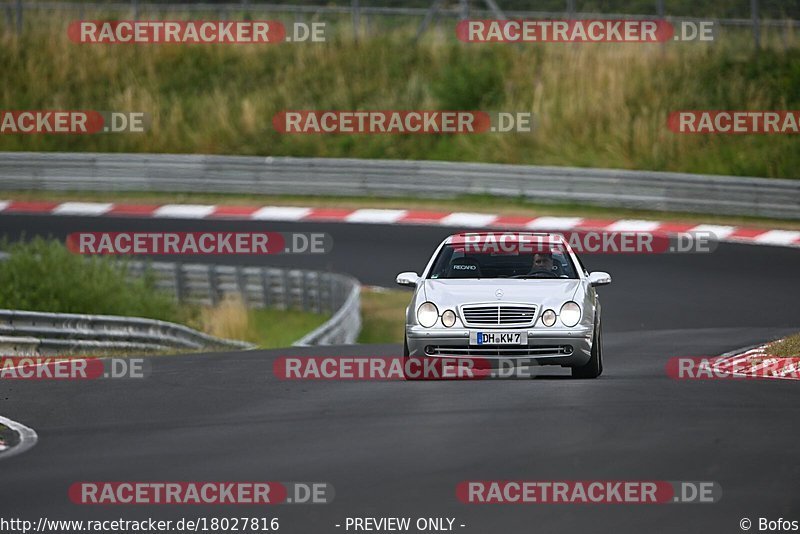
[427,345,572,357]
[461,304,537,327]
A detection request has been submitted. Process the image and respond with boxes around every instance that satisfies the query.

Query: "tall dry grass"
[1,14,798,177]
[201,294,251,341]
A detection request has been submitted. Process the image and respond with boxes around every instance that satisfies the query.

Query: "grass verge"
[0,237,185,322]
[767,333,800,358]
[200,295,329,348]
[1,18,798,178]
[4,190,800,231]
[0,239,328,349]
[358,287,410,344]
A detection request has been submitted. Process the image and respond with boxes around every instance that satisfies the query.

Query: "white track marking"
[153,204,217,218]
[439,212,498,227]
[689,224,736,240]
[345,209,407,223]
[0,199,798,249]
[0,415,38,460]
[251,206,312,220]
[52,202,114,216]
[753,230,800,245]
[526,216,583,230]
[606,219,662,232]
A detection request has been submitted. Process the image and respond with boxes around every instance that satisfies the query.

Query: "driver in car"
[528,252,561,277]
[531,252,554,272]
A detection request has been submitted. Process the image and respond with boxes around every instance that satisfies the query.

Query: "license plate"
[470,331,526,345]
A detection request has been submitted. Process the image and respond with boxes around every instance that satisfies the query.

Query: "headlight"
[560,301,581,327]
[441,309,456,327]
[417,302,439,328]
[541,309,557,327]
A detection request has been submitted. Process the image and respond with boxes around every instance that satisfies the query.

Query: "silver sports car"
[396,232,612,379]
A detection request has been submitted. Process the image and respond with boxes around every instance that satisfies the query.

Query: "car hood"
[422,278,583,309]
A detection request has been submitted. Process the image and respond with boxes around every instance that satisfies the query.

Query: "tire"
[402,336,420,381]
[571,321,603,379]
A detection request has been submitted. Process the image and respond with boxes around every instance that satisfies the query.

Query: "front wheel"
[402,336,420,381]
[571,322,603,379]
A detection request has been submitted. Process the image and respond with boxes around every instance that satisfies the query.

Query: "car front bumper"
[406,325,594,367]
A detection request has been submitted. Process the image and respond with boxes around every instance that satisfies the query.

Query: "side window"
[576,256,589,276]
[428,246,455,279]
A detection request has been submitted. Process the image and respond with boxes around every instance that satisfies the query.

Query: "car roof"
[446,231,566,242]
[443,232,574,254]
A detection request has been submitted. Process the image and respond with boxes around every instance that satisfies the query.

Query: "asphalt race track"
[1,212,799,534]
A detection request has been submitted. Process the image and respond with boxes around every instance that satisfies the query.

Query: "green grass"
[246,308,330,348]
[767,333,800,358]
[358,287,411,344]
[0,237,185,322]
[0,238,329,348]
[1,16,799,178]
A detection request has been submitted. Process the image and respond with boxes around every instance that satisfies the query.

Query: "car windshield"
[427,242,579,280]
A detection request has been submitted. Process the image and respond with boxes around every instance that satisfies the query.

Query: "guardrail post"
[14,0,22,33]
[281,269,290,310]
[174,263,185,302]
[751,0,761,49]
[208,265,219,307]
[301,272,310,311]
[260,268,272,309]
[329,274,336,314]
[416,0,443,41]
[235,265,247,305]
[313,272,321,313]
[458,0,469,20]
[781,20,789,51]
[352,0,360,41]
[328,275,339,313]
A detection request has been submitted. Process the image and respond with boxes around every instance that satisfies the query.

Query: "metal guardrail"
[0,308,254,355]
[122,260,362,345]
[0,251,362,352]
[293,278,360,346]
[3,1,797,29]
[1,152,798,219]
[3,0,797,49]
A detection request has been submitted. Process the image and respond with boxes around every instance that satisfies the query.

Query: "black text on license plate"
[474,332,524,345]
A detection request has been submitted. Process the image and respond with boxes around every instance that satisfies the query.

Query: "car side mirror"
[588,272,612,287]
[396,272,420,287]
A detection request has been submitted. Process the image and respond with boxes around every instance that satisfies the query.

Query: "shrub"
[0,238,182,322]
